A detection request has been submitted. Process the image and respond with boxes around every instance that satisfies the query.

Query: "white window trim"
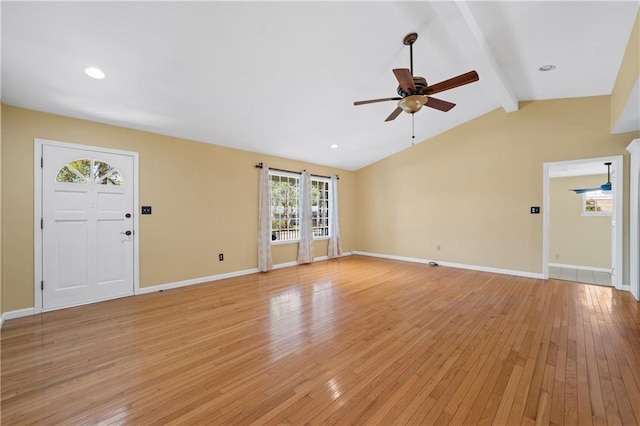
[268,171,333,244]
[269,170,300,244]
[311,176,332,241]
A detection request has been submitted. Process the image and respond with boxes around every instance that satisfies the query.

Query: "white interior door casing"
[40,143,136,311]
[627,139,640,301]
[543,155,624,289]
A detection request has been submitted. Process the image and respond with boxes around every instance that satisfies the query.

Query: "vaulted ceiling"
[2,1,638,170]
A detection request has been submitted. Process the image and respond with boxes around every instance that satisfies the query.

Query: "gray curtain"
[297,171,314,264]
[328,176,342,258]
[258,166,273,272]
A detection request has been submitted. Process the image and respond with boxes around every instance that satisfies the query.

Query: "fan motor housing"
[397,76,428,97]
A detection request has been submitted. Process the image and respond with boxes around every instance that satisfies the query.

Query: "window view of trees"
[56,159,123,185]
[585,198,602,212]
[270,174,300,241]
[583,190,612,214]
[312,180,329,237]
[269,172,331,242]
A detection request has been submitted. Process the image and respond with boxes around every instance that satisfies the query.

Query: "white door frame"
[627,139,639,300]
[543,155,624,289]
[34,138,140,314]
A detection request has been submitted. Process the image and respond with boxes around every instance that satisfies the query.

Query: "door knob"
[121,230,132,236]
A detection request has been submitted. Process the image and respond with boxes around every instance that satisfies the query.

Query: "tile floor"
[548,266,611,286]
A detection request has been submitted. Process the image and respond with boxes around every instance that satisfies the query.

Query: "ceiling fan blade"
[393,68,416,94]
[569,187,601,194]
[354,97,402,106]
[425,97,456,112]
[425,71,479,95]
[384,107,403,122]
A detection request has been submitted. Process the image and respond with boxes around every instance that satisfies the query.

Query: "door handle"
[121,230,132,236]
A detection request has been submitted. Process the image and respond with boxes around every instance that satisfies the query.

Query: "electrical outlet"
[218,253,224,261]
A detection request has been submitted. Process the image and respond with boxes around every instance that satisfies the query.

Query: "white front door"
[42,144,135,311]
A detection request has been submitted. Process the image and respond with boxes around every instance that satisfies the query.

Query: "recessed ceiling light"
[85,67,106,79]
[538,64,556,72]
[330,144,339,149]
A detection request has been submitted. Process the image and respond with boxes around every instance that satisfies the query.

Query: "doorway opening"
[543,156,623,289]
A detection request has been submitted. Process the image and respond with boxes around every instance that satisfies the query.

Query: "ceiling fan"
[354,32,480,122]
[570,162,612,193]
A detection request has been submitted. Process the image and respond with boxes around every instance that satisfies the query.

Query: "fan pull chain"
[411,113,415,146]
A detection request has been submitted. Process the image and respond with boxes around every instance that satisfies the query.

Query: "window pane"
[94,161,115,180]
[56,165,87,183]
[69,159,92,179]
[311,178,330,238]
[106,171,124,186]
[583,190,612,214]
[269,172,300,242]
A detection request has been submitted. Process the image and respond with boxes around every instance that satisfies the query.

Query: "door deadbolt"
[121,230,132,236]
[125,213,131,218]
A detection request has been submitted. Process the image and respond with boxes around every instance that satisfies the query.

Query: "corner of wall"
[611,9,640,133]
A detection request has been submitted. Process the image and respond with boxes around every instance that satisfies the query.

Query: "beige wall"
[1,106,355,312]
[550,175,611,269]
[2,95,638,313]
[355,96,638,277]
[611,10,640,132]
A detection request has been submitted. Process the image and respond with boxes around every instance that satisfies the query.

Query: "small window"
[56,159,124,186]
[582,190,612,216]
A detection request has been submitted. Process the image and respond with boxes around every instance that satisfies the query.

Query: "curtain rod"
[255,162,339,180]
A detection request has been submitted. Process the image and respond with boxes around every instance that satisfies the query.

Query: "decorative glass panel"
[93,161,115,181]
[56,159,124,186]
[69,159,92,179]
[99,171,124,186]
[56,166,87,184]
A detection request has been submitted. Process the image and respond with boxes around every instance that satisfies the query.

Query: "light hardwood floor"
[1,256,639,425]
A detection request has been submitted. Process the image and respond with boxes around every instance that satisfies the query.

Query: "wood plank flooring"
[1,256,639,425]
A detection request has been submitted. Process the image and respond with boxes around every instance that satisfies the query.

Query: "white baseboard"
[136,254,349,294]
[1,307,36,327]
[3,253,354,325]
[548,263,611,273]
[272,261,298,270]
[136,267,260,295]
[352,251,545,279]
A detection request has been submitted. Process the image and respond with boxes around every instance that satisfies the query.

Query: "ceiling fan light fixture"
[398,95,426,114]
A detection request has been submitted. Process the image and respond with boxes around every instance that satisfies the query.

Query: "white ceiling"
[2,1,638,171]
